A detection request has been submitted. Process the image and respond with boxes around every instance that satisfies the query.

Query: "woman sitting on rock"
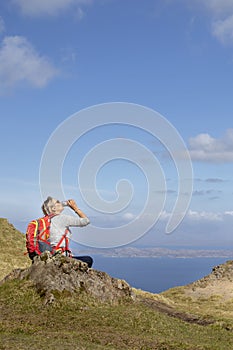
[42,196,93,268]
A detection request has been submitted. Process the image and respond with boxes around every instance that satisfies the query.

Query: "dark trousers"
[73,255,93,268]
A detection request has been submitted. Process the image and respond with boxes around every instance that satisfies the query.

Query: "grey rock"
[1,251,133,304]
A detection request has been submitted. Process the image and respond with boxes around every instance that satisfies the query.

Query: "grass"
[161,286,233,331]
[0,218,30,281]
[1,279,233,350]
[1,218,233,349]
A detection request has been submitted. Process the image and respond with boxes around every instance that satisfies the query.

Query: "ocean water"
[92,256,228,293]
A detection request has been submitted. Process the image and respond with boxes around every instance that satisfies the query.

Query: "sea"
[91,256,229,293]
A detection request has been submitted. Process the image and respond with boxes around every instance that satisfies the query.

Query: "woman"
[42,196,93,268]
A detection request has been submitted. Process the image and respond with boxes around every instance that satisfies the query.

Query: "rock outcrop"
[0,252,133,305]
[184,260,233,301]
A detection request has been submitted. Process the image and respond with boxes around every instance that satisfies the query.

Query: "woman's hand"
[67,199,88,218]
[67,199,79,211]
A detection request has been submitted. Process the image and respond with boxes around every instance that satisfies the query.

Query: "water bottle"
[61,201,69,207]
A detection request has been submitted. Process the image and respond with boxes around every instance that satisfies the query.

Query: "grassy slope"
[162,280,233,331]
[1,279,233,350]
[0,218,30,280]
[0,219,233,350]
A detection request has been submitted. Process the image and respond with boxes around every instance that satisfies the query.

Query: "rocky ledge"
[0,252,133,305]
[182,260,233,302]
[189,260,233,289]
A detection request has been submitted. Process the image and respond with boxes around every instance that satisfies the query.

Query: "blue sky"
[1,0,233,249]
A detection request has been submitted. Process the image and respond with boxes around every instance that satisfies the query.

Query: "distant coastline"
[77,247,233,259]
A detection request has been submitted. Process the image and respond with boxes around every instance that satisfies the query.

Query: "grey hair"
[42,196,58,215]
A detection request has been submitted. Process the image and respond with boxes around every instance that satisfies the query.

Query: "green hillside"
[162,260,233,331]
[0,218,30,280]
[0,218,233,350]
[1,279,233,350]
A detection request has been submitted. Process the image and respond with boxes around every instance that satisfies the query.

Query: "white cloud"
[198,0,233,16]
[0,36,58,93]
[188,129,233,162]
[194,0,233,45]
[122,212,136,221]
[212,15,233,45]
[159,208,233,223]
[12,0,92,17]
[186,209,222,222]
[159,210,171,221]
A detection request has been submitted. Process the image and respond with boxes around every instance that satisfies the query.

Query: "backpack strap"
[37,214,56,242]
[37,218,46,241]
[52,228,72,257]
[33,220,39,249]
